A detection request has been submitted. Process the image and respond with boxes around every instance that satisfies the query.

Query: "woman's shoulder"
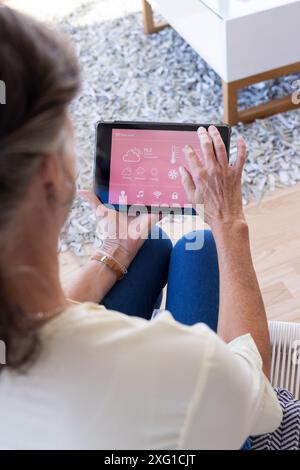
[40,301,214,354]
[42,301,135,330]
[43,301,211,332]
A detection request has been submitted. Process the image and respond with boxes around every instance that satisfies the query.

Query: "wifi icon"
[153,191,162,199]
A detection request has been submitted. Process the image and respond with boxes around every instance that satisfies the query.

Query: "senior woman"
[0,6,282,449]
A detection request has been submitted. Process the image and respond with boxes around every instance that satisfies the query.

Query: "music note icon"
[137,190,144,199]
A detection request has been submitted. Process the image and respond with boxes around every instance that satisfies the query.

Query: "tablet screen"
[108,128,201,207]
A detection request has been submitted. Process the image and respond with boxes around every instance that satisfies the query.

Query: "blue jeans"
[102,225,251,450]
[102,226,219,327]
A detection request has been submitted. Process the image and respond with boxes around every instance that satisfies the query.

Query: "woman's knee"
[173,230,216,257]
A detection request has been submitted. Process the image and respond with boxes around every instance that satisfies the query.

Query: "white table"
[142,0,300,124]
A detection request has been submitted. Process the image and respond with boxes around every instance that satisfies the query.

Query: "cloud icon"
[122,148,141,163]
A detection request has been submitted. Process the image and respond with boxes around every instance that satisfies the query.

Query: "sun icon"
[168,169,178,180]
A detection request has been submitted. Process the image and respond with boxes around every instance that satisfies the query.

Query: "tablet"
[94,121,231,214]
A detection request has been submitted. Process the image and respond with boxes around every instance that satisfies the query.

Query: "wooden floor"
[246,183,300,322]
[60,183,300,323]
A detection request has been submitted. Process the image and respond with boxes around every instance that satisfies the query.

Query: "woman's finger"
[183,145,202,179]
[179,165,195,200]
[208,125,228,168]
[197,127,217,167]
[235,136,247,175]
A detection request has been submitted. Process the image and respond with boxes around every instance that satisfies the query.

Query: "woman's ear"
[38,120,76,207]
[39,152,59,184]
[39,152,61,202]
[39,151,75,206]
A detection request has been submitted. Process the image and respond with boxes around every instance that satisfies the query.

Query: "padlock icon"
[172,192,178,200]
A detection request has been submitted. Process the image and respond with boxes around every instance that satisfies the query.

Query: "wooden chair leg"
[223,62,300,125]
[222,81,238,126]
[142,0,155,34]
[141,0,169,35]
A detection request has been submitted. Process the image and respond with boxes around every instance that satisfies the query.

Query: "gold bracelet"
[90,250,128,280]
[100,239,132,260]
[98,240,133,268]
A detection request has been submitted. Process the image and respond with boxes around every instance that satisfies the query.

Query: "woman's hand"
[78,190,159,267]
[180,126,246,230]
[180,128,271,375]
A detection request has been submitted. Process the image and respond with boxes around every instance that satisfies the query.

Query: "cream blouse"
[0,302,282,449]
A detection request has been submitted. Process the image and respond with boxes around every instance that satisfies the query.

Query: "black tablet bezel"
[94,121,231,215]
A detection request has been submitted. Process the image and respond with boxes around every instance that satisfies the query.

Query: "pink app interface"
[109,128,201,206]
